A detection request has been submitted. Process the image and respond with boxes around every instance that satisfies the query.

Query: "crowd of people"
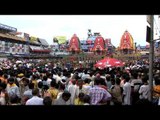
[0,57,160,105]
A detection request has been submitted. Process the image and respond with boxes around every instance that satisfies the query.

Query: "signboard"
[0,23,17,32]
[55,36,67,44]
[146,26,151,43]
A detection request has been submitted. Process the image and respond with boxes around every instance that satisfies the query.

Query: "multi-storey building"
[0,23,51,58]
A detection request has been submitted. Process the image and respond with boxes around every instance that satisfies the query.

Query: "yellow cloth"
[47,88,59,100]
[32,80,38,89]
[74,98,84,105]
[7,83,16,88]
[18,73,24,77]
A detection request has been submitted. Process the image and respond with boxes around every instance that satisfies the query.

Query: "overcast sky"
[0,15,160,47]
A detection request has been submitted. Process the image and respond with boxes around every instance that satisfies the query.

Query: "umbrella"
[94,57,125,69]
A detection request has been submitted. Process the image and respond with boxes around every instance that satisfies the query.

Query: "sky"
[0,15,160,47]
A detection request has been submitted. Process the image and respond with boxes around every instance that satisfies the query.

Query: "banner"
[55,36,67,44]
[30,36,37,43]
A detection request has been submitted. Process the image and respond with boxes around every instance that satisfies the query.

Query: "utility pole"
[148,15,154,102]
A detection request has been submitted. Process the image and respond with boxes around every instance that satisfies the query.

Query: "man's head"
[32,88,39,96]
[62,91,71,102]
[8,77,15,85]
[43,96,52,106]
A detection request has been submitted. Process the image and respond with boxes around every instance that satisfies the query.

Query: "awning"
[32,49,51,53]
[38,38,49,46]
[0,33,25,41]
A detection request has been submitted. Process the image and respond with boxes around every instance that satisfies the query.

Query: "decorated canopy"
[92,36,106,51]
[68,34,81,52]
[119,30,135,50]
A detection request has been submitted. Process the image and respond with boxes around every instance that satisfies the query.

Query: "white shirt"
[26,96,43,105]
[6,84,20,98]
[139,84,149,100]
[0,93,5,105]
[67,84,77,104]
[123,82,131,105]
[37,79,42,83]
[131,79,142,92]
[81,73,90,80]
[56,75,62,84]
[23,89,33,98]
[47,78,52,86]
[54,96,71,105]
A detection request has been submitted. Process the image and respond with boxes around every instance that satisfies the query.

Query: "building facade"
[0,23,51,58]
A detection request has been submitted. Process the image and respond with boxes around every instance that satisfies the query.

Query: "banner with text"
[55,36,67,44]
